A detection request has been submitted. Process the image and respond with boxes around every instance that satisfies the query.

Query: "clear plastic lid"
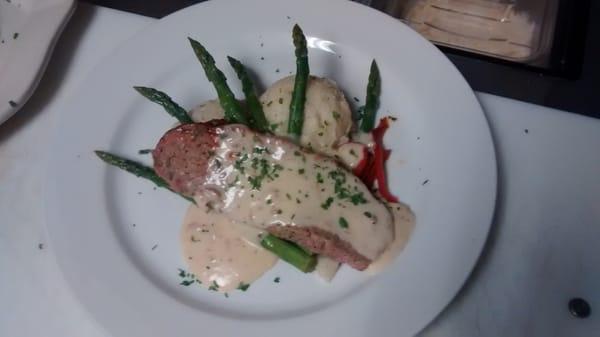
[377,0,559,63]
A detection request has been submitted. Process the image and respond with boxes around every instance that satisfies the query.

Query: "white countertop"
[1,4,599,337]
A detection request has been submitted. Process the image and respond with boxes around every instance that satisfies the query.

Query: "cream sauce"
[351,131,375,150]
[315,256,341,282]
[335,142,367,170]
[366,202,415,275]
[193,124,394,261]
[181,202,277,292]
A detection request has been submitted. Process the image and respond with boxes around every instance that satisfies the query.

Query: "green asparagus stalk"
[188,37,249,125]
[287,24,309,140]
[133,86,193,124]
[94,151,193,203]
[227,56,269,132]
[359,60,381,132]
[260,234,317,273]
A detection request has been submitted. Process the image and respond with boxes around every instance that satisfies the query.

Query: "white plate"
[0,0,75,125]
[45,1,496,336]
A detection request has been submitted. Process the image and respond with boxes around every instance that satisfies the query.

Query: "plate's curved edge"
[343,4,499,332]
[0,0,77,125]
[417,127,498,335]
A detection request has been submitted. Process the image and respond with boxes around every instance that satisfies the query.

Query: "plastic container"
[371,0,559,63]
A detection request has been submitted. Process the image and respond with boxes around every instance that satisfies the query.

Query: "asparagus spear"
[133,86,193,124]
[188,37,249,125]
[260,234,317,273]
[94,151,193,203]
[287,24,309,140]
[227,56,269,132]
[359,60,381,132]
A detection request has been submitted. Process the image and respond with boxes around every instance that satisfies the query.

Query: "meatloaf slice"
[152,123,217,197]
[153,122,386,271]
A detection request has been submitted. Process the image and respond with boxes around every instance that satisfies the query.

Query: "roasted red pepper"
[355,118,398,203]
[352,146,370,177]
[371,118,398,202]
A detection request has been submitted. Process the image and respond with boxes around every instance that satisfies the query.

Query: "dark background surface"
[81,0,599,119]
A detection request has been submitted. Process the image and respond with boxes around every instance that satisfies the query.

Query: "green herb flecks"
[237,282,250,291]
[177,268,201,286]
[321,197,334,210]
[327,168,368,205]
[245,157,284,190]
[208,280,220,291]
[138,149,153,155]
[338,217,349,229]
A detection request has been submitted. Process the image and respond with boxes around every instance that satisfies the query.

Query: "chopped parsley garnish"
[278,97,284,104]
[298,168,305,174]
[270,123,279,131]
[248,176,262,189]
[338,217,349,229]
[328,169,368,205]
[349,149,357,157]
[177,268,201,286]
[332,111,340,120]
[316,172,324,184]
[274,277,280,283]
[350,192,367,205]
[208,280,220,291]
[234,153,249,173]
[246,158,283,190]
[237,282,250,291]
[253,146,268,154]
[286,193,292,200]
[321,197,334,209]
[266,198,272,204]
[364,211,373,218]
[13,32,18,39]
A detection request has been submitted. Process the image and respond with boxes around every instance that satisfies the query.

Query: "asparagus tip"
[370,59,379,75]
[133,86,146,95]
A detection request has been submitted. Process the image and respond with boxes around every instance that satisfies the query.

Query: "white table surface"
[1,4,599,337]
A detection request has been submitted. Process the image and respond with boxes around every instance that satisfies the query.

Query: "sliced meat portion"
[153,123,217,197]
[153,122,394,270]
[267,225,371,271]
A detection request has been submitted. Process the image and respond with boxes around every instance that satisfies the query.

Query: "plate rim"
[0,0,76,125]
